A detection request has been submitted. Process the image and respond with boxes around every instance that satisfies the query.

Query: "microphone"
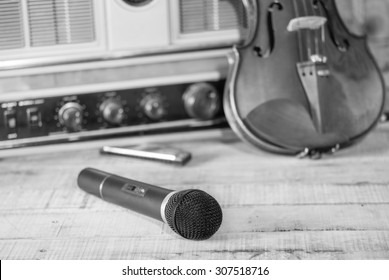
[77,168,223,240]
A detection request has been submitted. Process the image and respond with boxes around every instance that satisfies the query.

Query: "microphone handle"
[77,168,172,222]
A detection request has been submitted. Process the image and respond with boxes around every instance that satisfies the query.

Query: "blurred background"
[337,0,389,109]
[0,0,388,151]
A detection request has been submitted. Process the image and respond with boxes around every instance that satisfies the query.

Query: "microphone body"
[77,168,223,240]
[78,168,172,222]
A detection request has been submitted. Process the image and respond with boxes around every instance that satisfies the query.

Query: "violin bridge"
[287,16,327,32]
[297,62,330,134]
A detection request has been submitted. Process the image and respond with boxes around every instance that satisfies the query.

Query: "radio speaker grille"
[27,0,95,47]
[0,0,25,50]
[0,0,95,50]
[179,0,246,34]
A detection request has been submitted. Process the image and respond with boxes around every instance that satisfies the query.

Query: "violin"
[224,0,385,156]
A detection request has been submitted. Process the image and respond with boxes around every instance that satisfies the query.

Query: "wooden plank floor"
[1,123,389,260]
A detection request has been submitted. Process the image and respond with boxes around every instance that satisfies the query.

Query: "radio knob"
[183,83,221,120]
[100,98,125,125]
[58,102,84,132]
[141,95,167,121]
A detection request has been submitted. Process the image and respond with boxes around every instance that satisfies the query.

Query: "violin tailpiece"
[297,62,331,134]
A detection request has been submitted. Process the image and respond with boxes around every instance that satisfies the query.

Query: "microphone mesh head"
[164,190,223,240]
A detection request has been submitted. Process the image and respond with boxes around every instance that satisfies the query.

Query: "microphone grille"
[164,190,223,240]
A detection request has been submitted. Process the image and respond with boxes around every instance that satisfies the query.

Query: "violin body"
[224,0,385,155]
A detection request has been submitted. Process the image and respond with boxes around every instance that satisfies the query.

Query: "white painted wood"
[0,123,389,259]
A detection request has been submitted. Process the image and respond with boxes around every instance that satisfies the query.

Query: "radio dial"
[141,95,167,121]
[183,83,221,120]
[100,98,125,125]
[58,102,84,132]
[122,0,153,6]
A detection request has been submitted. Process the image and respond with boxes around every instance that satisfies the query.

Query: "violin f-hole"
[253,1,283,58]
[313,0,349,52]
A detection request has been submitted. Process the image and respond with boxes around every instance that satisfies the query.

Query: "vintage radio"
[0,0,246,150]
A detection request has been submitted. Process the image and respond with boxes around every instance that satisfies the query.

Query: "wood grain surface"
[1,123,389,260]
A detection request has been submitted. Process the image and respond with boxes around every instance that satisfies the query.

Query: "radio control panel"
[0,81,225,149]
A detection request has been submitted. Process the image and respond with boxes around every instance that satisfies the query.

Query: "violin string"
[309,0,320,57]
[318,2,327,59]
[301,0,312,60]
[292,0,304,62]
